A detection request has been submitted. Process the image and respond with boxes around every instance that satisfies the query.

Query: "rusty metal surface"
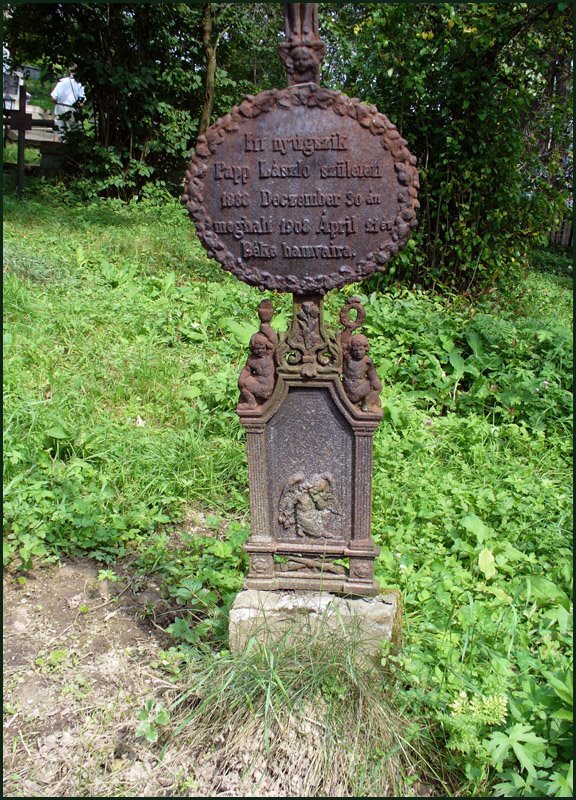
[268,387,353,542]
[241,372,381,596]
[340,298,382,413]
[237,295,382,417]
[183,4,418,596]
[237,296,381,596]
[276,294,340,379]
[278,3,326,86]
[183,84,419,295]
[284,4,320,45]
[237,300,278,411]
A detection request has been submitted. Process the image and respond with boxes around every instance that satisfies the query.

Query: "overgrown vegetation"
[3,142,41,165]
[149,632,448,797]
[324,2,572,293]
[5,3,572,294]
[3,173,572,796]
[4,3,285,199]
[22,74,53,111]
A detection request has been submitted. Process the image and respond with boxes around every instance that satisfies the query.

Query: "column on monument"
[244,422,270,541]
[352,428,376,545]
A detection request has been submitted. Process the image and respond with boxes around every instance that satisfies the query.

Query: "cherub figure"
[284,45,319,84]
[342,334,382,413]
[237,332,276,410]
[278,473,340,538]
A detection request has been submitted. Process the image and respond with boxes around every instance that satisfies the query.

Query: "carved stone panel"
[236,296,381,595]
[183,84,419,294]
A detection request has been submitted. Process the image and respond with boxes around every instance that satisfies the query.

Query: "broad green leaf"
[506,723,546,745]
[488,724,547,777]
[449,350,466,377]
[498,543,530,564]
[487,731,512,770]
[167,616,198,644]
[438,332,454,353]
[208,540,234,559]
[481,584,512,603]
[461,514,491,543]
[555,605,570,635]
[466,329,484,358]
[543,671,573,707]
[45,425,69,440]
[174,578,204,600]
[222,318,254,345]
[382,403,401,426]
[181,386,202,400]
[135,720,158,743]
[511,741,538,778]
[493,774,529,795]
[178,328,204,342]
[526,576,570,610]
[155,708,170,726]
[546,761,573,798]
[478,547,496,579]
[551,708,573,722]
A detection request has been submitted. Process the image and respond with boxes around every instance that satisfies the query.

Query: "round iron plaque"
[183,84,419,294]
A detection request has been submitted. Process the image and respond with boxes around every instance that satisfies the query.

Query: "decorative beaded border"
[183,84,419,294]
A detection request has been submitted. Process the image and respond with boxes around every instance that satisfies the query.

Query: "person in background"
[50,63,85,134]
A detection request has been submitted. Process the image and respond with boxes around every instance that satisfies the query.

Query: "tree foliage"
[320,2,572,291]
[4,2,283,198]
[4,3,572,291]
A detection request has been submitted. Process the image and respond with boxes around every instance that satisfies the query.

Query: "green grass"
[3,172,573,796]
[158,633,451,796]
[23,76,54,111]
[3,173,258,564]
[3,142,42,166]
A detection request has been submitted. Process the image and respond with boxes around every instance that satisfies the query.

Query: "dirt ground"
[3,556,435,798]
[2,558,355,798]
[3,557,191,797]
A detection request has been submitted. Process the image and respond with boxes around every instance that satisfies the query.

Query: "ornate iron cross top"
[278,3,326,85]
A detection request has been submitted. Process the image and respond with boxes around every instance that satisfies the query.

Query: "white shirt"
[51,75,85,107]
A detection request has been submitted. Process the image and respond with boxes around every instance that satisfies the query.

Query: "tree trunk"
[199,3,216,135]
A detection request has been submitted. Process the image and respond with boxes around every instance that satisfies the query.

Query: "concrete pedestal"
[228,589,401,657]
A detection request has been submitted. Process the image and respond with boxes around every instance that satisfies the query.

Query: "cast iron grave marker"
[183,3,419,595]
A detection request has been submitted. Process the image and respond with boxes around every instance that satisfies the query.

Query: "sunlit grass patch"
[3,181,572,796]
[3,142,41,165]
[159,635,450,797]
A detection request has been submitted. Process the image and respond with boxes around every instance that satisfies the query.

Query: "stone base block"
[228,589,401,657]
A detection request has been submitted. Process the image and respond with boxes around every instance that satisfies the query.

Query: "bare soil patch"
[3,556,434,797]
[3,558,340,797]
[3,557,187,797]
